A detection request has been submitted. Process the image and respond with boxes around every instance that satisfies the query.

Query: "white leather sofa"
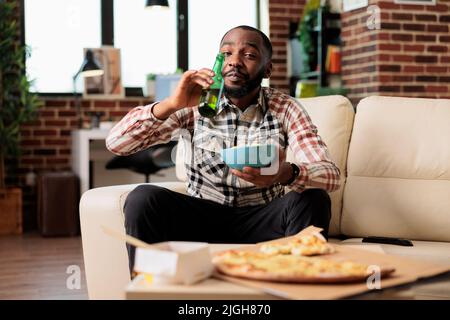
[80,95,450,299]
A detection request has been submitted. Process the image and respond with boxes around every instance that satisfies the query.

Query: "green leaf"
[0,1,41,187]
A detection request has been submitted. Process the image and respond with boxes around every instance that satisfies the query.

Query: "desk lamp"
[73,49,104,128]
[145,0,169,9]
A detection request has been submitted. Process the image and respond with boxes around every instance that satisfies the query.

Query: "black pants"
[124,185,331,272]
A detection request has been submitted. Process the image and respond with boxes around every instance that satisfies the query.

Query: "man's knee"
[285,189,331,221]
[303,189,331,206]
[124,184,168,223]
[285,189,330,206]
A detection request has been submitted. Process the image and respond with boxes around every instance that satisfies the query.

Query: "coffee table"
[124,243,450,300]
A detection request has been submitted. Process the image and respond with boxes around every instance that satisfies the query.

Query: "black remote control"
[362,236,414,247]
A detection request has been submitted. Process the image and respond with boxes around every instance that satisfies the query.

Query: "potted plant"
[0,1,41,234]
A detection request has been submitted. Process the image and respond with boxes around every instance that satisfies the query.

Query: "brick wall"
[269,0,307,93]
[342,0,450,104]
[341,0,379,104]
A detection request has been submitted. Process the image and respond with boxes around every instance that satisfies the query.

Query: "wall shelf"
[300,71,320,79]
[289,7,344,97]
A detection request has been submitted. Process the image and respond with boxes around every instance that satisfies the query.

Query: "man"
[106,26,341,271]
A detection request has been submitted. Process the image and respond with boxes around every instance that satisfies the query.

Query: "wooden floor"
[0,233,88,300]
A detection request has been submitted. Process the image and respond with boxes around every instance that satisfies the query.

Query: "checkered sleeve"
[283,100,341,193]
[106,102,194,156]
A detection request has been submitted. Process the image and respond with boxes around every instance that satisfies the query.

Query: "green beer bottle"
[198,53,225,118]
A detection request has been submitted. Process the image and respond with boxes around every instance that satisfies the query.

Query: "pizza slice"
[260,232,335,256]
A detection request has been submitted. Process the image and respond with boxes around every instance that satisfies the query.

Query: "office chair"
[105,141,177,183]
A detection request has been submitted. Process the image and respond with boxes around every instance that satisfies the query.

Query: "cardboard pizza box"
[101,226,213,285]
[133,241,214,285]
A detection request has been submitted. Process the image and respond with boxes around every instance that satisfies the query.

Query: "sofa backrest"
[342,96,450,242]
[175,95,355,237]
[295,95,355,236]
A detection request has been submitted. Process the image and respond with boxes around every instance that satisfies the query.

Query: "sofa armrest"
[80,182,186,299]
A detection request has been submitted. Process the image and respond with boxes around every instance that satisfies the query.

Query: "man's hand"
[153,69,215,119]
[230,148,294,188]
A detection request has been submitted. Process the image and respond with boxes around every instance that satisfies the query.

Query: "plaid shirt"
[106,87,341,207]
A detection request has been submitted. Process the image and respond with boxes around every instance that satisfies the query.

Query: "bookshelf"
[290,7,346,97]
[316,8,341,87]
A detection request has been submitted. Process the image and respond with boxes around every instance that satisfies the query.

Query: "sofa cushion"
[296,95,355,236]
[342,96,450,242]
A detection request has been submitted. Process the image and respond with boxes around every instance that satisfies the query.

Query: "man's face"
[220,28,272,99]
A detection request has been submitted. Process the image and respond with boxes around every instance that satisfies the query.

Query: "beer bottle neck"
[210,53,224,88]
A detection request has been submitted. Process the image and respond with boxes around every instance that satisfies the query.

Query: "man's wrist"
[277,162,294,185]
[278,162,300,186]
[152,98,179,120]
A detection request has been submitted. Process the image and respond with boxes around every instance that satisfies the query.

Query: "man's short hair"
[221,25,273,60]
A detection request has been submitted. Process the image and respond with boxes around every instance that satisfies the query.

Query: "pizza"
[259,232,335,256]
[212,250,395,284]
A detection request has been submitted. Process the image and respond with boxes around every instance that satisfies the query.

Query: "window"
[24,0,101,93]
[114,0,178,89]
[24,0,261,94]
[188,0,258,69]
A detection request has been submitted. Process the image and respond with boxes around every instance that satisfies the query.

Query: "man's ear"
[264,61,273,79]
